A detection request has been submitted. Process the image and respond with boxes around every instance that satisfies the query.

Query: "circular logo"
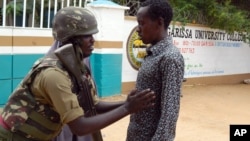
[126,26,148,70]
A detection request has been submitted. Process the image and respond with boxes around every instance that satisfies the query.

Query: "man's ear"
[157,17,164,27]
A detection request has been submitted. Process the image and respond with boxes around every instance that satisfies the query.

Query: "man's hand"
[124,89,155,113]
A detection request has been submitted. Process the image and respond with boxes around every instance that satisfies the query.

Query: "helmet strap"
[71,37,90,58]
[73,43,86,73]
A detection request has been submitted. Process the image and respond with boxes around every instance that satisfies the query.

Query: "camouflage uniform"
[0,7,99,141]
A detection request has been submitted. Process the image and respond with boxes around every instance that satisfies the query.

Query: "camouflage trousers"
[0,126,36,141]
[52,125,92,141]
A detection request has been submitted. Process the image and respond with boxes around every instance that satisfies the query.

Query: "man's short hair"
[140,0,173,29]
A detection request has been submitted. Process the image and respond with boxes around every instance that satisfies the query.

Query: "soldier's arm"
[67,89,155,136]
[95,101,125,114]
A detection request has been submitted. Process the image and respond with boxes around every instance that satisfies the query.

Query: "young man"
[126,0,185,141]
[0,7,155,141]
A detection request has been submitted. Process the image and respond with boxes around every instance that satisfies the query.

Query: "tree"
[168,0,250,44]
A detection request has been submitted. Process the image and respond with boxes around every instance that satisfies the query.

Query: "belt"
[0,116,36,141]
[0,126,38,141]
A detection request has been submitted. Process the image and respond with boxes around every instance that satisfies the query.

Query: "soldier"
[0,7,155,141]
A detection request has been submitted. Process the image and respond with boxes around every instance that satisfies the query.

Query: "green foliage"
[112,0,127,5]
[6,0,33,16]
[168,0,250,44]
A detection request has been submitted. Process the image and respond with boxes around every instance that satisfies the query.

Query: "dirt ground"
[100,84,250,141]
[0,84,249,141]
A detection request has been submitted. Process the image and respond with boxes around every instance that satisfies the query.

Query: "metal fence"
[113,0,139,16]
[0,0,139,28]
[0,0,89,28]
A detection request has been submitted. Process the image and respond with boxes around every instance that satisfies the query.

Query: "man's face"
[136,6,160,45]
[79,35,95,57]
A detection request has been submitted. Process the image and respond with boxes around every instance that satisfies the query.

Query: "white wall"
[122,18,138,82]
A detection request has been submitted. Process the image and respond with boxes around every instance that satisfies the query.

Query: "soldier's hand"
[124,89,155,114]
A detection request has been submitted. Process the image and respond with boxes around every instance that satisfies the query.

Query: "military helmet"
[52,6,99,42]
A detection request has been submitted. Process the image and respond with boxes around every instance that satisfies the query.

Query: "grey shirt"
[126,36,184,141]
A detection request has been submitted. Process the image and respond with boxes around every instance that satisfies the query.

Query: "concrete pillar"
[87,0,129,97]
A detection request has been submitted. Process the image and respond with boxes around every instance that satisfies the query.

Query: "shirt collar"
[146,36,173,56]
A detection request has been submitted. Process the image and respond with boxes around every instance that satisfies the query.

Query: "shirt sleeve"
[152,54,184,140]
[32,67,84,124]
[88,76,100,105]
